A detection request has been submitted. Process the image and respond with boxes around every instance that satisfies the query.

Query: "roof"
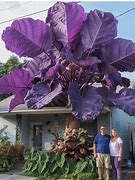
[0,95,111,115]
[0,95,72,115]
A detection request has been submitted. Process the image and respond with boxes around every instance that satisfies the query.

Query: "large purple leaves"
[0,69,32,111]
[25,83,62,109]
[112,88,135,115]
[25,82,51,108]
[46,2,86,49]
[75,9,118,57]
[23,52,55,78]
[68,82,103,121]
[2,18,52,58]
[102,38,135,72]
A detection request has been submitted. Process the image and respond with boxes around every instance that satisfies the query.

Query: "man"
[93,125,111,180]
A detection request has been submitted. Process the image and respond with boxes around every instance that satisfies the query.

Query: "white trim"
[0,107,72,115]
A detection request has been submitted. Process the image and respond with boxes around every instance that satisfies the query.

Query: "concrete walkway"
[0,162,36,180]
[0,174,36,180]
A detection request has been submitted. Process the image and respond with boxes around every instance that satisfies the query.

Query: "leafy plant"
[0,127,25,172]
[1,2,135,120]
[22,150,96,178]
[51,128,93,160]
[11,141,25,160]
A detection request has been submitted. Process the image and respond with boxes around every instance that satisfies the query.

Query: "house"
[0,96,110,150]
[0,82,135,160]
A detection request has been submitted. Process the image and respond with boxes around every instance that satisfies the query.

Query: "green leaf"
[55,153,65,168]
[40,153,49,174]
[74,161,88,175]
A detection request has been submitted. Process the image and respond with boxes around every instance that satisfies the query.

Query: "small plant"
[51,128,93,160]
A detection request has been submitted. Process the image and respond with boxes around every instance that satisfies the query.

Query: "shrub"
[22,150,97,179]
[51,128,93,160]
[12,141,25,160]
[0,126,25,172]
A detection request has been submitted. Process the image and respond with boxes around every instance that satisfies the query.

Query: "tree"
[0,56,25,101]
[0,2,135,126]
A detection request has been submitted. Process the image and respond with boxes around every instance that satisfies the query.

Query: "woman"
[109,128,123,180]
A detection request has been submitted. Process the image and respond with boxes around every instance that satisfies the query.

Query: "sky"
[0,1,135,80]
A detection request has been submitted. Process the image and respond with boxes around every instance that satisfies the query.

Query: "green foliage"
[51,128,94,160]
[0,55,25,77]
[76,172,97,180]
[0,127,25,172]
[22,149,97,179]
[0,55,27,101]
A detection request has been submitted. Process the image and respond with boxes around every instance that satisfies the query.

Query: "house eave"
[0,106,111,115]
[0,107,72,115]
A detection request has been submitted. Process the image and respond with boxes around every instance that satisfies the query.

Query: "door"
[33,124,43,151]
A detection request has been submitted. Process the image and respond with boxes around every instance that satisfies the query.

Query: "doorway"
[32,124,43,151]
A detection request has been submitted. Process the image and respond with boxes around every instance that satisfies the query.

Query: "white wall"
[0,115,16,142]
[21,114,66,149]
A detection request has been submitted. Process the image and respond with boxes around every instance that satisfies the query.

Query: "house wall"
[0,114,16,142]
[97,112,111,134]
[21,114,67,149]
[21,113,107,149]
[21,114,30,146]
[111,107,135,160]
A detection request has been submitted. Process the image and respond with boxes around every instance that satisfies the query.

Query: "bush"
[22,149,97,179]
[0,127,25,172]
[12,141,25,160]
[51,128,94,160]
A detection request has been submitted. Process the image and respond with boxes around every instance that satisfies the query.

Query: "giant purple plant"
[1,1,135,121]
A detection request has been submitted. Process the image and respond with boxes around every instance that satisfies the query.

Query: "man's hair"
[100,125,106,129]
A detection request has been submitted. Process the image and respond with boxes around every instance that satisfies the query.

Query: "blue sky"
[80,1,135,80]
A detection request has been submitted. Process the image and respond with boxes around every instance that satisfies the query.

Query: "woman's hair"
[111,128,119,138]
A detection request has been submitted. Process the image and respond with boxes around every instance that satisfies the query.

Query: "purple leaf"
[9,89,28,111]
[105,73,122,88]
[25,82,51,108]
[0,69,32,110]
[102,38,135,72]
[68,82,103,121]
[26,83,62,109]
[46,2,86,49]
[0,69,32,94]
[2,18,52,58]
[23,51,55,77]
[75,9,118,57]
[96,86,114,105]
[74,57,100,67]
[112,88,135,115]
[97,62,117,74]
[44,63,60,80]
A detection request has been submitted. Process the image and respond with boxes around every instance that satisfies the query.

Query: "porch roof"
[0,96,72,115]
[0,95,111,115]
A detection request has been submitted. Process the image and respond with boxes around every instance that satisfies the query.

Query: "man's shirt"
[93,134,110,154]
